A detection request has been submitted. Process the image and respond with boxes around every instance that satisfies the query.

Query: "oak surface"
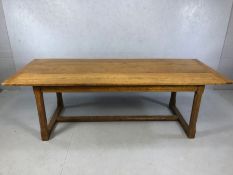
[2,59,232,86]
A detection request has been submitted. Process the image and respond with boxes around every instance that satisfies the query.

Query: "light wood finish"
[2,59,232,86]
[2,58,232,141]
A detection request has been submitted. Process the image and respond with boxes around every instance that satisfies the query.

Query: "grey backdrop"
[0,1,15,85]
[1,0,233,89]
[218,6,233,89]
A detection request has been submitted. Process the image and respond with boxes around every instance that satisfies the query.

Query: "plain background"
[0,0,233,89]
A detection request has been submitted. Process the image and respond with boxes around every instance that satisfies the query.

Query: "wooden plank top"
[2,59,232,86]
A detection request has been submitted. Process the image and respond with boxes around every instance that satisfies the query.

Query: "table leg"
[56,92,64,107]
[169,86,205,138]
[188,86,205,138]
[33,87,49,141]
[33,87,64,141]
[33,86,204,140]
[169,92,176,108]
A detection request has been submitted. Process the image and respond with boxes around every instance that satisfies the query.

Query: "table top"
[2,59,232,86]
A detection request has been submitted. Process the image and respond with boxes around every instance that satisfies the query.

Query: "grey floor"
[0,89,233,175]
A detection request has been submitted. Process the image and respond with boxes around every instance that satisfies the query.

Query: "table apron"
[40,85,200,93]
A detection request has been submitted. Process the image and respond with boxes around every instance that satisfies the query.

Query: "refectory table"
[2,59,232,141]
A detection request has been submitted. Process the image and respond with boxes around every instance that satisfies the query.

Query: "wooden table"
[2,59,232,141]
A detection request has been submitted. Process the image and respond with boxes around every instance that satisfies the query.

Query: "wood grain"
[2,59,232,86]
